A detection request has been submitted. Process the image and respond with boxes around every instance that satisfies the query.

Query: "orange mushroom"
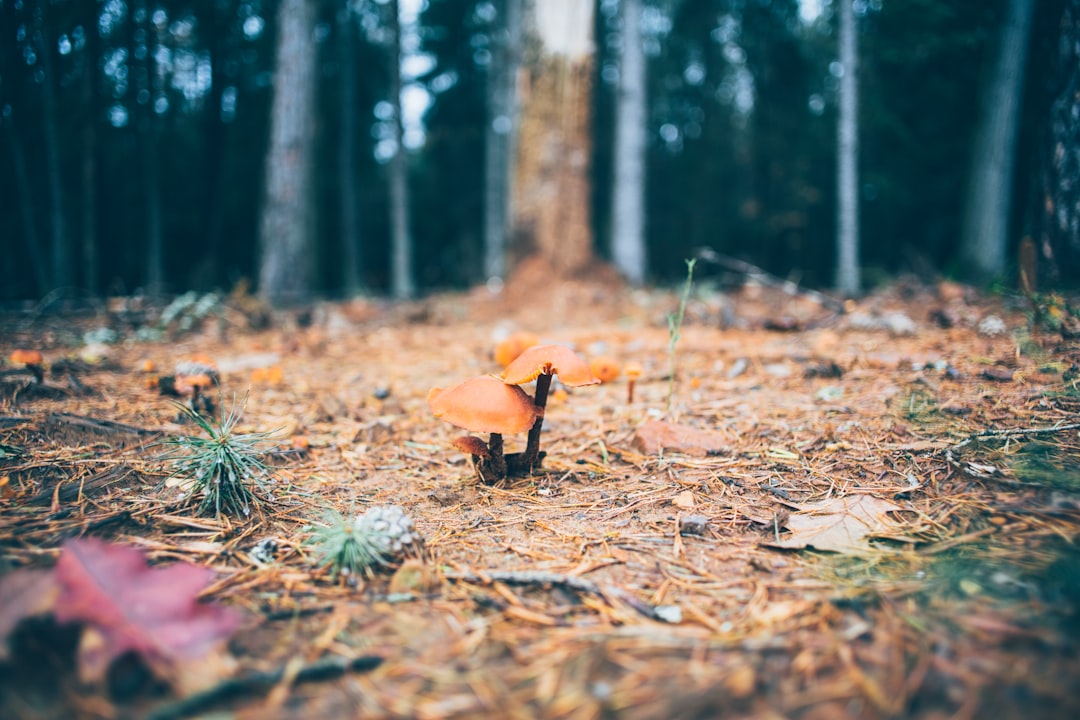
[9,349,44,383]
[624,362,643,404]
[589,356,621,384]
[170,360,220,415]
[493,332,539,367]
[501,344,599,474]
[429,375,539,482]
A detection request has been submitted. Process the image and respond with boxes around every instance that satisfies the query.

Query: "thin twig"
[946,422,1080,454]
[694,247,846,312]
[146,655,383,720]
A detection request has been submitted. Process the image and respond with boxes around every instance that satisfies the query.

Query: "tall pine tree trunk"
[259,0,317,306]
[339,1,362,295]
[1039,0,1080,282]
[835,0,860,295]
[611,0,646,286]
[36,2,71,290]
[81,0,100,295]
[512,0,595,276]
[483,0,522,284]
[960,0,1035,282]
[387,0,414,299]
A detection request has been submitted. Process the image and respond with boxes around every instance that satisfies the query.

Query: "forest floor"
[1,265,1079,720]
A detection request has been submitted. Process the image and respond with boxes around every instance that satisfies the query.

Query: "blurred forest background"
[1,0,1078,306]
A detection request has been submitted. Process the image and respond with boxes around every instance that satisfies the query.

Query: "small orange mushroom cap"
[624,362,643,380]
[493,332,539,367]
[452,435,491,458]
[429,375,539,434]
[589,356,621,383]
[501,345,600,388]
[9,349,43,365]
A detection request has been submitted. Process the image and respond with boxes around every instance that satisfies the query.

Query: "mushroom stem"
[487,433,507,481]
[627,378,636,404]
[27,364,44,384]
[521,373,553,472]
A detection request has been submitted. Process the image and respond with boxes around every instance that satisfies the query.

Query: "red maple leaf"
[50,538,243,685]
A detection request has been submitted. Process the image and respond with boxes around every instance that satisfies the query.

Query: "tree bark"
[387,0,414,299]
[960,0,1036,282]
[512,0,595,276]
[611,0,647,286]
[483,0,522,284]
[80,3,99,296]
[35,2,71,290]
[1038,0,1080,283]
[259,0,318,306]
[135,0,164,294]
[835,0,860,295]
[339,1,362,295]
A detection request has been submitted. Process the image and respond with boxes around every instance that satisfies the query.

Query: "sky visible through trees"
[0,0,1074,303]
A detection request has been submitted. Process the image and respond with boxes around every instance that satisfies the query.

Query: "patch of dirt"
[1,275,1079,719]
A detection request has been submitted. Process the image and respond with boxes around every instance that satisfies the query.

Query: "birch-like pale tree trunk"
[835,0,860,296]
[387,0,414,299]
[513,0,595,276]
[960,0,1035,281]
[259,0,317,306]
[611,0,647,286]
[483,0,522,284]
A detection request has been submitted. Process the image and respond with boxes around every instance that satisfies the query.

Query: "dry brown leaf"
[631,420,727,457]
[764,495,904,554]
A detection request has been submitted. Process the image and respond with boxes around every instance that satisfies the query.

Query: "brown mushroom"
[429,375,538,482]
[624,362,643,404]
[9,349,44,384]
[501,345,599,474]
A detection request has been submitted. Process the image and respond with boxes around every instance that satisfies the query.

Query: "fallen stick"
[694,247,847,313]
[146,654,383,720]
[945,422,1080,456]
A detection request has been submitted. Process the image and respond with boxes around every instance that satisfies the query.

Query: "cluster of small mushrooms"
[428,341,601,483]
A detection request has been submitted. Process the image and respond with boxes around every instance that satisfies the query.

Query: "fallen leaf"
[631,420,727,457]
[52,538,243,691]
[671,490,695,509]
[0,568,59,660]
[764,495,904,554]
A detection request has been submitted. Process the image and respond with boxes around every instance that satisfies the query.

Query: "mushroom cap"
[9,349,43,365]
[624,362,644,380]
[429,375,539,434]
[451,435,491,458]
[493,332,539,367]
[501,345,600,388]
[589,356,621,383]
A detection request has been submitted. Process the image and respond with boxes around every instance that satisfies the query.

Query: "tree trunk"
[1038,0,1080,283]
[484,0,522,284]
[960,0,1036,282]
[835,0,860,296]
[35,2,71,290]
[512,0,595,276]
[132,0,164,294]
[81,2,99,296]
[3,110,47,294]
[611,0,647,286]
[387,0,414,299]
[259,0,317,306]
[339,1,362,295]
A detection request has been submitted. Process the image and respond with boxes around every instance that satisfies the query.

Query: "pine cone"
[355,505,422,558]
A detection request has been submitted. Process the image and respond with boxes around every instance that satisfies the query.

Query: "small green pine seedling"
[161,395,278,518]
[666,258,697,414]
[307,505,420,581]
